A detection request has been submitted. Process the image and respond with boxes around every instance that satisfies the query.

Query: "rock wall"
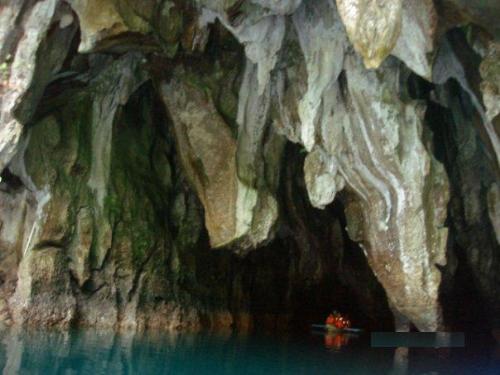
[0,0,498,332]
[0,43,388,331]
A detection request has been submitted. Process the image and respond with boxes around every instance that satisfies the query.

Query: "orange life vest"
[326,314,335,325]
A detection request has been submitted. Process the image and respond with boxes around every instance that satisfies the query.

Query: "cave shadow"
[180,143,395,335]
[415,64,499,334]
[257,143,394,333]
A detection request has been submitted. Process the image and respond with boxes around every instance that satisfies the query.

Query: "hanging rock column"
[273,0,450,330]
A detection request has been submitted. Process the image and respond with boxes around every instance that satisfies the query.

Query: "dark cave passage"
[177,142,395,334]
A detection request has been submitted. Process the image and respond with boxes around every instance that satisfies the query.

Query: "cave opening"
[96,81,396,334]
[2,1,500,373]
[0,2,498,342]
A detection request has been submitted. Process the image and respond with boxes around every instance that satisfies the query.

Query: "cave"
[0,0,499,354]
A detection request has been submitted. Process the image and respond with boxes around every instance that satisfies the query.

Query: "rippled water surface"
[0,327,498,374]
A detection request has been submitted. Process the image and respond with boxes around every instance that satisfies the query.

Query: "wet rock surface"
[0,0,498,333]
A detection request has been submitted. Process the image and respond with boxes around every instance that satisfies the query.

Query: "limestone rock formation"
[161,76,243,248]
[392,0,437,80]
[480,42,500,123]
[0,0,76,172]
[301,53,449,331]
[336,0,403,69]
[68,0,128,52]
[0,0,498,333]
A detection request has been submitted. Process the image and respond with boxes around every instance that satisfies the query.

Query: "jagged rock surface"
[0,0,75,171]
[302,53,449,331]
[0,0,498,332]
[432,79,500,330]
[336,0,403,69]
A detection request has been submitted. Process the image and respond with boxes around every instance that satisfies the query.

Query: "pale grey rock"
[67,0,127,52]
[392,0,437,80]
[434,36,500,168]
[196,5,285,242]
[200,7,285,94]
[292,0,346,151]
[299,53,449,331]
[335,0,438,78]
[262,0,451,330]
[334,55,449,331]
[272,47,308,144]
[87,53,148,210]
[7,135,52,259]
[480,42,500,122]
[0,1,25,60]
[304,147,344,209]
[0,0,61,171]
[1,327,24,374]
[161,75,279,249]
[235,60,281,250]
[161,76,241,248]
[85,53,148,270]
[250,0,302,14]
[236,61,271,187]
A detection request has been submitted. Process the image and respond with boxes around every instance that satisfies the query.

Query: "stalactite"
[0,0,498,333]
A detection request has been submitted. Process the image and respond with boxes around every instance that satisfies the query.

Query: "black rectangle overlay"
[371,332,465,348]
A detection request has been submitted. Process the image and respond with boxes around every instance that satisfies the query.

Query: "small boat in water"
[311,324,363,334]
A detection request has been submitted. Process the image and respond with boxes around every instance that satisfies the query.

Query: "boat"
[311,324,363,334]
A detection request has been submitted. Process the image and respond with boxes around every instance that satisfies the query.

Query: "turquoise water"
[0,327,498,374]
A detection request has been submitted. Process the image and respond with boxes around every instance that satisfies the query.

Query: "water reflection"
[489,331,500,372]
[0,326,396,375]
[323,332,352,351]
[0,327,498,375]
[391,347,408,375]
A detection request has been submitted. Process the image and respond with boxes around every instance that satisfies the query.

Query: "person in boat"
[325,311,351,330]
[337,312,351,329]
[326,312,336,327]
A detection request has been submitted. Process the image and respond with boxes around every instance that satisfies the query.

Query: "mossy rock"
[25,116,61,188]
[157,1,184,45]
[114,0,155,33]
